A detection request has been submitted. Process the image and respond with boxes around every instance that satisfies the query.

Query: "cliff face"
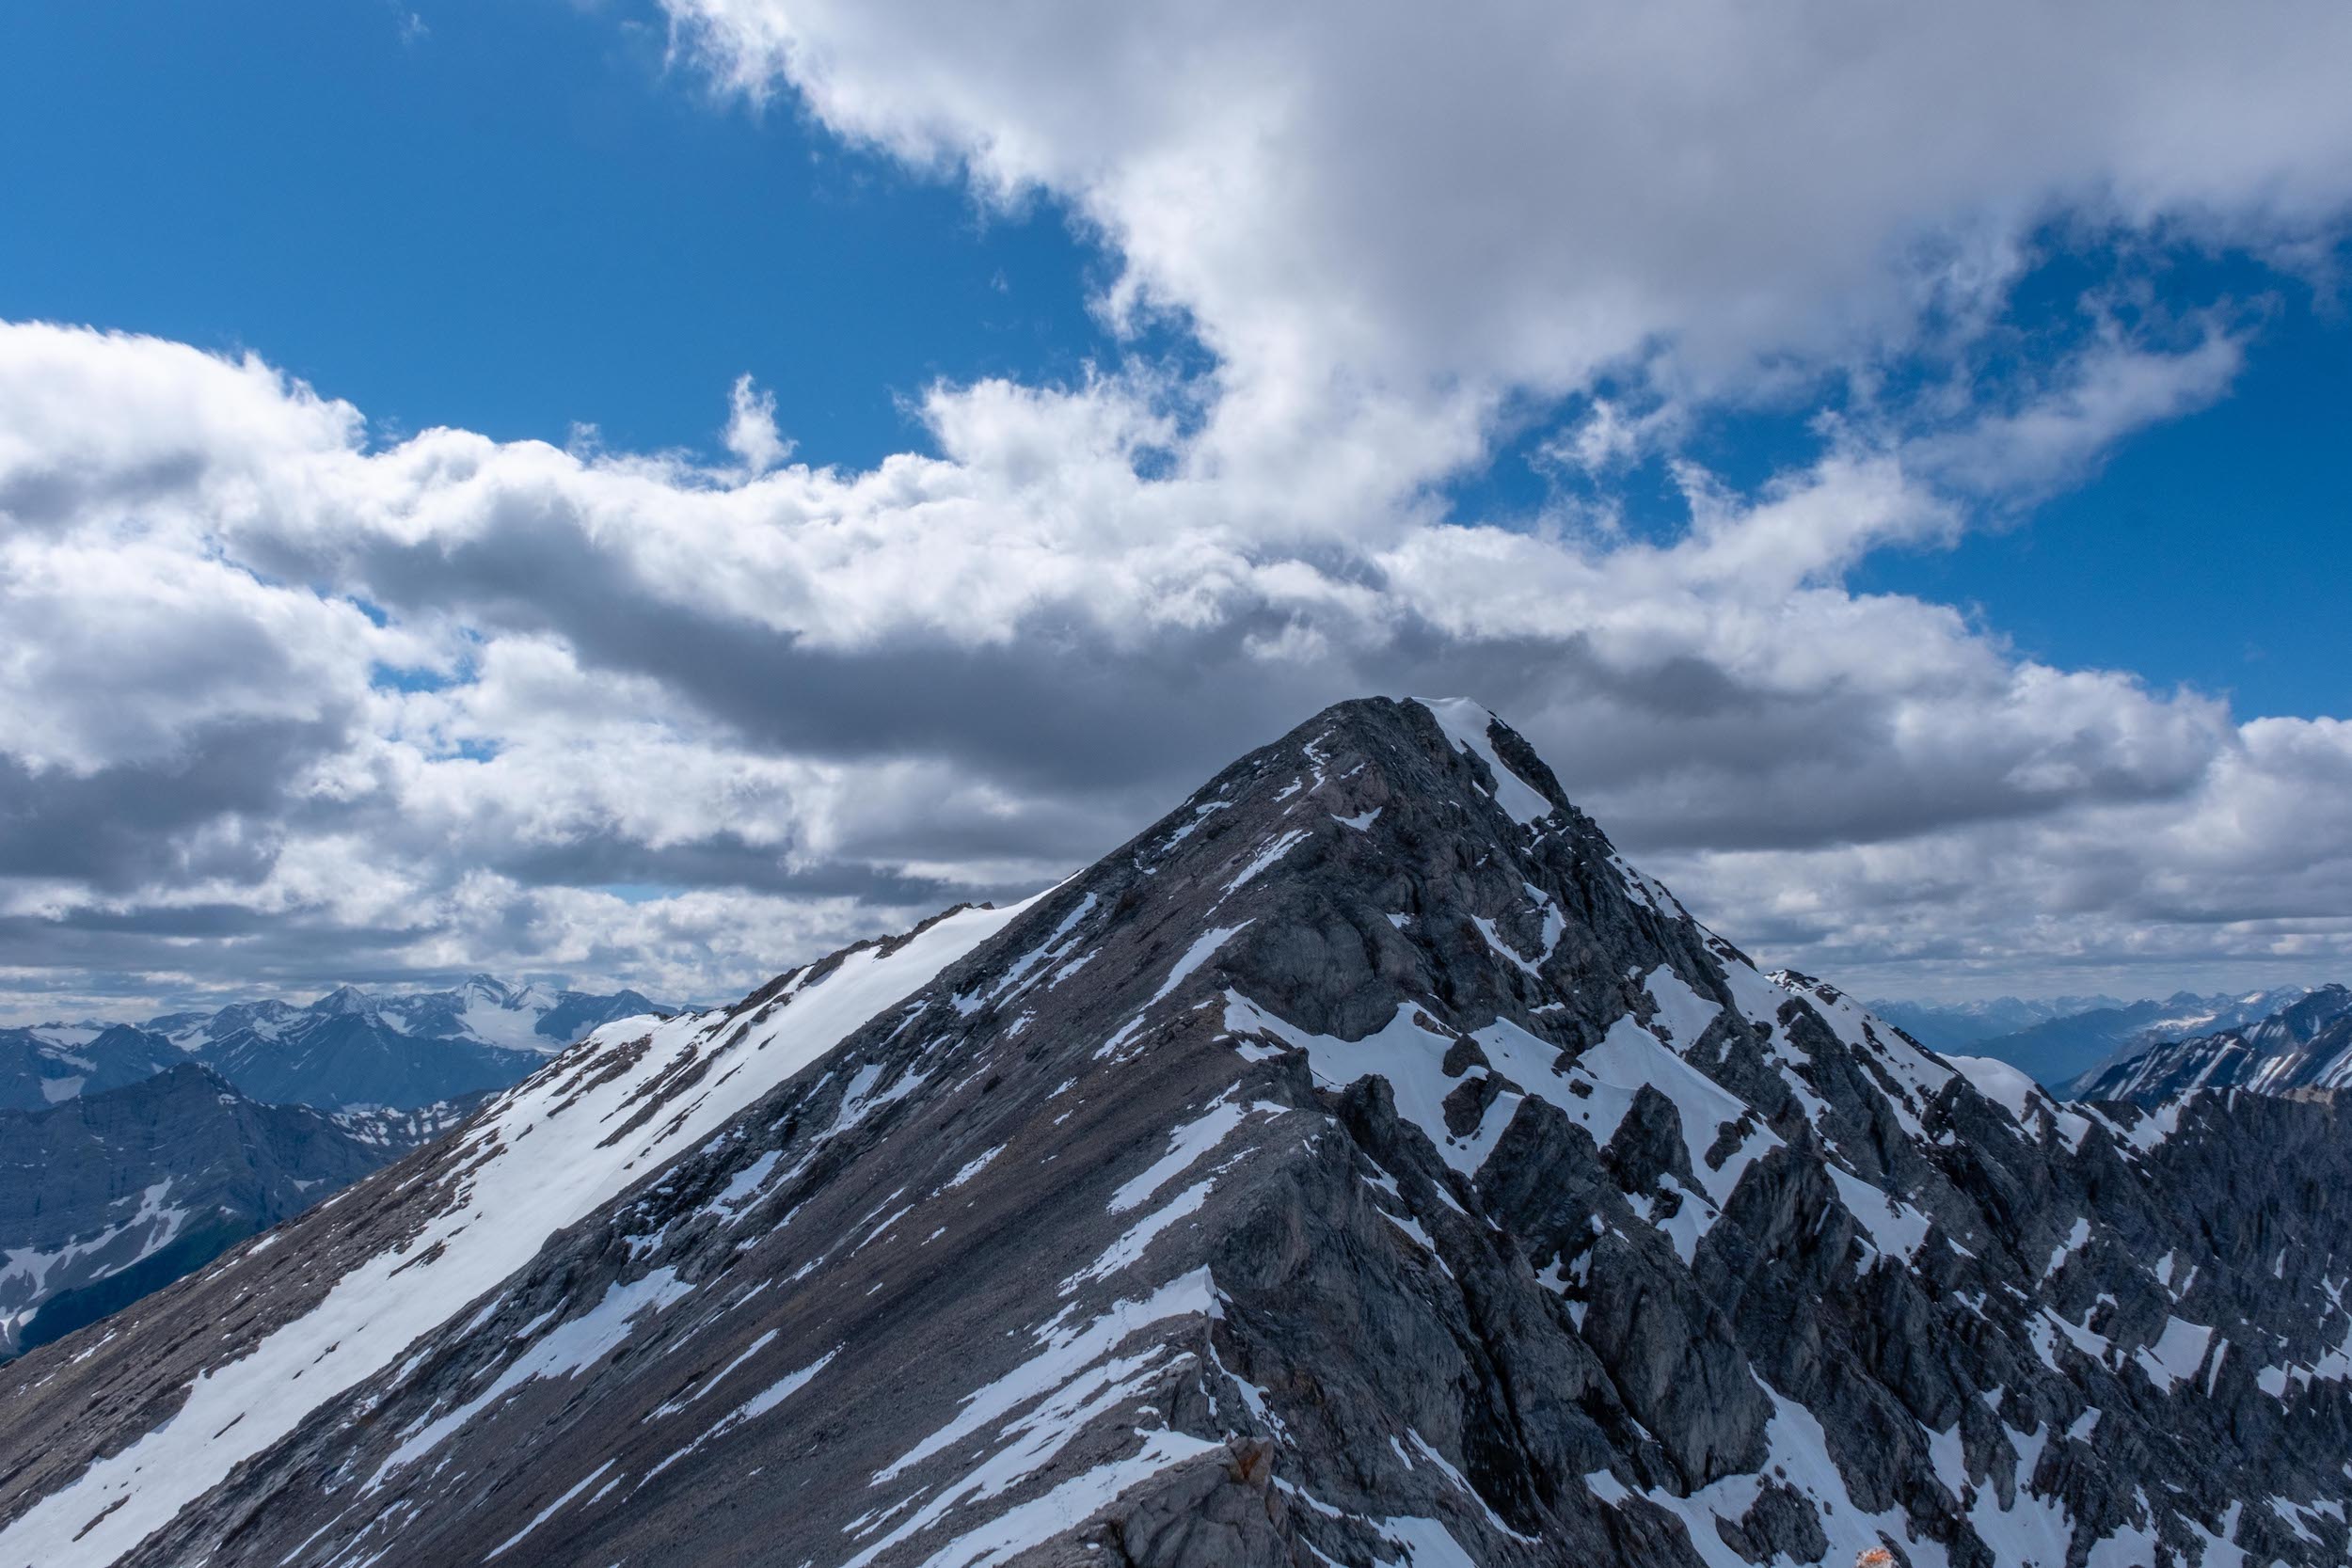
[5,698,2350,1568]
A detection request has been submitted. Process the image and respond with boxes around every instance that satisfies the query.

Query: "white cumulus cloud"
[7,0,2352,1012]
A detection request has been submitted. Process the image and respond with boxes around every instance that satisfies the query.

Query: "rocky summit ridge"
[4,697,2351,1567]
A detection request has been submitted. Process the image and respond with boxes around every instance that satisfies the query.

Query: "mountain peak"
[11,700,2352,1568]
[1403,694,1567,825]
[461,973,515,1002]
[1285,695,1573,830]
[308,984,375,1016]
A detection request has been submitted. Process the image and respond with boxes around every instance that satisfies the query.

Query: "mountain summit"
[4,698,2349,1567]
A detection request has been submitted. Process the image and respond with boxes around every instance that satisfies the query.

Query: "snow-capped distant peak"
[453,987,558,1053]
[2074,983,2352,1108]
[24,1023,104,1050]
[310,985,377,1017]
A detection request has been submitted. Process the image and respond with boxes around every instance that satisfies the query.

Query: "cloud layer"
[5,2,2352,1014]
[667,0,2352,471]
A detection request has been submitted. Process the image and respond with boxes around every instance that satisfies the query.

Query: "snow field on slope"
[0,899,1034,1568]
[843,1270,1226,1568]
[452,986,563,1054]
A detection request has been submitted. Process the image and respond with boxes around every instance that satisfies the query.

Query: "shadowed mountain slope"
[0,1024,183,1113]
[0,1066,429,1360]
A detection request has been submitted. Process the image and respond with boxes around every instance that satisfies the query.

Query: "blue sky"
[0,1,1119,464]
[3,0,2351,1010]
[9,1,2344,718]
[1854,258,2352,721]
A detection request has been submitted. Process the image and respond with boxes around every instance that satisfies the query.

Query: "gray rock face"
[0,1065,425,1360]
[2072,983,2352,1105]
[5,697,2352,1568]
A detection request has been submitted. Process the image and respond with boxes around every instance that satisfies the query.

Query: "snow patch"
[1410,698,1554,826]
[0,899,1037,1568]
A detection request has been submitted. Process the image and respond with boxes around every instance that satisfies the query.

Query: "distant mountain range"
[1974,988,2314,1087]
[1869,986,2315,1086]
[0,1023,183,1112]
[2,974,667,1113]
[0,974,659,1362]
[2072,984,2352,1107]
[1865,993,2126,1053]
[0,1064,463,1360]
